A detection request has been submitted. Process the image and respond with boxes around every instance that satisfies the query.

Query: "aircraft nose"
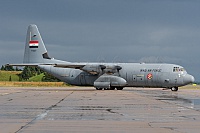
[183,74,195,84]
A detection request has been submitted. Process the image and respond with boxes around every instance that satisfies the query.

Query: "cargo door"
[136,75,145,86]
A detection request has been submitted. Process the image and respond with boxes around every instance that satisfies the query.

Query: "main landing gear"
[96,87,124,90]
[171,87,178,91]
[163,87,179,91]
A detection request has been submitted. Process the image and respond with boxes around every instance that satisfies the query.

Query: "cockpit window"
[173,67,185,72]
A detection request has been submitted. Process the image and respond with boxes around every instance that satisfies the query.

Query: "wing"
[54,63,105,75]
[7,62,121,76]
[7,63,99,75]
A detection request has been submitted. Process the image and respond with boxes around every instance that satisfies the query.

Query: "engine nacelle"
[103,65,122,74]
[94,75,127,88]
[81,64,122,75]
[54,63,122,75]
[81,65,104,75]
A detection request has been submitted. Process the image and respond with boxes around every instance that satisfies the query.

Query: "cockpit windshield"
[173,67,185,72]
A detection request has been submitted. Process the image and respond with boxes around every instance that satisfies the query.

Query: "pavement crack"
[106,108,124,116]
[15,91,74,133]
[46,94,71,111]
[148,122,152,128]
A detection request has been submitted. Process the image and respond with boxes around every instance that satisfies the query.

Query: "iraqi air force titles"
[7,25,195,91]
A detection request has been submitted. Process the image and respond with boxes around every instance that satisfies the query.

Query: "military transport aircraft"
[7,24,195,91]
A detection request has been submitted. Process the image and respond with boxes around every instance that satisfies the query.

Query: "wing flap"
[54,63,85,69]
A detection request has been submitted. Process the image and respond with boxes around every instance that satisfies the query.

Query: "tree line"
[1,65,21,71]
[1,65,60,82]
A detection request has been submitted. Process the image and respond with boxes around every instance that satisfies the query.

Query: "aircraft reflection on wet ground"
[126,88,200,111]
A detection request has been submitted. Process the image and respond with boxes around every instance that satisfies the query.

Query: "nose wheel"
[171,87,178,91]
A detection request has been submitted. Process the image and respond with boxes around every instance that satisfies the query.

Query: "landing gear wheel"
[171,87,178,91]
[116,87,123,90]
[96,88,103,90]
[104,88,110,90]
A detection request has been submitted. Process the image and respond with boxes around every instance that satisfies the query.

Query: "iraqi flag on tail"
[29,40,39,48]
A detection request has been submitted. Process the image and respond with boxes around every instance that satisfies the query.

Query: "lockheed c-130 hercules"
[7,24,195,91]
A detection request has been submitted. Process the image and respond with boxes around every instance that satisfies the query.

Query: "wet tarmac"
[0,87,200,133]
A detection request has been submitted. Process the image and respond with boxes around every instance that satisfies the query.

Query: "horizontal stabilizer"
[7,63,86,69]
[6,63,54,67]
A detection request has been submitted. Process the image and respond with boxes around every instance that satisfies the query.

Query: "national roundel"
[147,73,153,80]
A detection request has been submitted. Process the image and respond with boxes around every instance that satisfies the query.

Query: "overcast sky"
[0,0,200,81]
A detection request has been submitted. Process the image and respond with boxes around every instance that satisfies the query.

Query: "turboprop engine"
[81,65,106,75]
[81,64,122,75]
[103,65,122,74]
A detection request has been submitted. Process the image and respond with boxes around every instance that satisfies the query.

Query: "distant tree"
[19,66,44,80]
[18,74,22,81]
[20,66,31,80]
[42,72,61,82]
[1,65,5,70]
[18,66,60,81]
[0,65,22,71]
[35,67,43,75]
[4,66,14,71]
[15,67,22,71]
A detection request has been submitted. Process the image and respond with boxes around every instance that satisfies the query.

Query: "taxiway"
[0,87,200,133]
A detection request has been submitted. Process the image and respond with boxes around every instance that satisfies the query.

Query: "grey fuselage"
[38,61,194,88]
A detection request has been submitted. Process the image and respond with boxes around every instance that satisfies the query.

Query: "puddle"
[155,95,200,110]
[156,95,192,104]
[190,99,200,110]
[192,99,200,105]
[36,111,48,120]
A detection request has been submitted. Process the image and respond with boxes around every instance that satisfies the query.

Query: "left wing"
[54,63,105,75]
[7,62,122,75]
[54,63,122,75]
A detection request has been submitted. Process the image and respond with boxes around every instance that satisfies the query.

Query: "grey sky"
[0,0,200,81]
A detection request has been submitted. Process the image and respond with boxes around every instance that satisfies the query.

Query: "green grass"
[0,71,21,81]
[0,71,45,82]
[28,73,44,82]
[0,70,70,87]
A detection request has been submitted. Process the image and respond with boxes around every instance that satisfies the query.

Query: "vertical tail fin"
[23,24,51,63]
